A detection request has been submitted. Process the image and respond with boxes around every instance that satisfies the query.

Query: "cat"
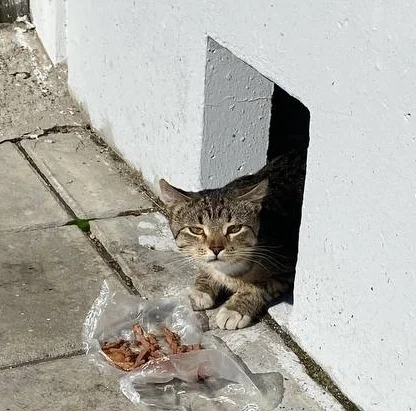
[159,148,307,330]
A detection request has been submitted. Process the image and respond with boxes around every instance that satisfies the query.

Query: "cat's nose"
[210,245,224,256]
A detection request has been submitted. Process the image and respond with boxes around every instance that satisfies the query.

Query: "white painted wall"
[30,0,67,65]
[67,1,207,192]
[32,1,416,410]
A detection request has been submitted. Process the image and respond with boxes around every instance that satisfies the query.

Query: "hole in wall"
[203,37,310,304]
[263,84,310,307]
[267,84,310,158]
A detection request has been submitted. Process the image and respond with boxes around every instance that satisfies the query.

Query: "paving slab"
[0,225,127,368]
[22,132,153,219]
[268,301,293,330]
[90,213,344,411]
[0,356,139,411]
[213,323,344,411]
[0,24,85,142]
[0,142,70,232]
[90,213,196,297]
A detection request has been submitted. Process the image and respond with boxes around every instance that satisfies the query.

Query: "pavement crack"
[16,142,141,297]
[84,231,141,296]
[0,220,75,234]
[0,349,85,371]
[0,136,24,145]
[0,124,89,146]
[116,207,159,217]
[15,141,77,219]
[22,124,88,139]
[9,70,31,79]
[62,209,159,228]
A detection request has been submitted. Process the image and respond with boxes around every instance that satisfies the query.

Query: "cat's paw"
[189,289,215,311]
[216,306,252,330]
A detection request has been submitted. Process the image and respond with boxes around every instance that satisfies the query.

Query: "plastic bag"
[120,348,285,410]
[83,281,283,410]
[83,280,204,376]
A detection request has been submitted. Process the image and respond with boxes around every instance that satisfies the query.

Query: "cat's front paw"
[216,306,252,330]
[189,289,215,311]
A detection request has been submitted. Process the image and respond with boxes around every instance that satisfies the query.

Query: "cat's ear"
[159,179,192,206]
[236,179,268,204]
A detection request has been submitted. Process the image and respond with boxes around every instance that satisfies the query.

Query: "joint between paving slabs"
[63,218,140,296]
[0,349,85,371]
[87,233,141,296]
[63,207,159,230]
[15,141,77,219]
[15,141,140,296]
[0,124,89,145]
[262,315,361,411]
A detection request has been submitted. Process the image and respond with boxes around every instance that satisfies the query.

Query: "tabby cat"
[159,149,307,329]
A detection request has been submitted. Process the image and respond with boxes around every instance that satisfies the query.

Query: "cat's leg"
[189,271,221,311]
[216,280,288,329]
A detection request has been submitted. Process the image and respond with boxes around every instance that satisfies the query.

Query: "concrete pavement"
[0,22,346,411]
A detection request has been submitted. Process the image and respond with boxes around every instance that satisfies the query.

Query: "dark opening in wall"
[262,85,310,306]
[267,85,310,159]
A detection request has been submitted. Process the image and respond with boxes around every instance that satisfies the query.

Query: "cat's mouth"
[206,255,223,263]
[205,251,243,263]
[205,254,241,265]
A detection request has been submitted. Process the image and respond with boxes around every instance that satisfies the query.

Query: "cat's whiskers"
[236,249,290,271]
[253,244,285,251]
[163,257,194,269]
[233,254,270,273]
[259,247,291,260]
[241,245,289,260]
[162,251,198,268]
[249,251,290,270]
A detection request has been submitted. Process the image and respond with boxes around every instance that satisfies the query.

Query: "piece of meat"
[133,348,150,368]
[149,350,164,359]
[132,324,145,337]
[112,360,135,371]
[101,340,124,350]
[100,323,203,371]
[103,349,126,363]
[148,333,158,345]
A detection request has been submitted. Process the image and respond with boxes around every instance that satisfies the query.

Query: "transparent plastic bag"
[120,348,284,410]
[83,280,204,376]
[83,281,283,410]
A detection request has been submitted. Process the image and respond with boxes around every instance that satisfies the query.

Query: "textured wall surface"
[31,2,416,410]
[67,1,207,192]
[30,0,67,64]
[202,38,272,188]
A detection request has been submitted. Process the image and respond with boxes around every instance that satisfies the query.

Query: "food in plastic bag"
[83,281,284,410]
[101,324,203,371]
[83,280,205,376]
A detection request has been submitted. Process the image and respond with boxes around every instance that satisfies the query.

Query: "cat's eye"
[227,224,243,234]
[188,226,205,235]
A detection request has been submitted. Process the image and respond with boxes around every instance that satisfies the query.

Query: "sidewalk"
[0,23,344,411]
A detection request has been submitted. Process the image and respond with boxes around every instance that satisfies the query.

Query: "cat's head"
[159,179,268,276]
